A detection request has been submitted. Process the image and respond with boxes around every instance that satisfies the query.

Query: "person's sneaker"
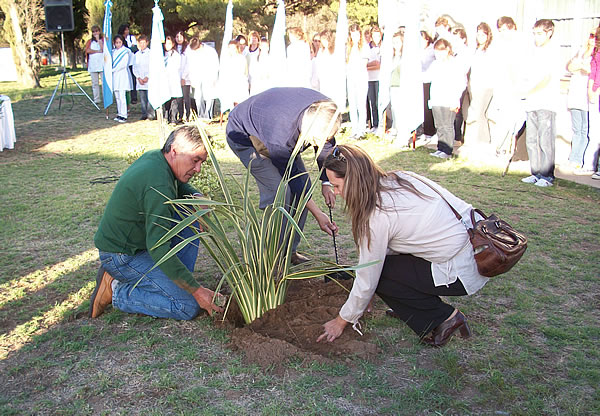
[290,252,310,265]
[140,115,148,121]
[89,267,114,318]
[437,152,452,159]
[534,178,553,187]
[521,175,538,184]
[113,116,121,122]
[430,150,442,157]
[118,117,127,123]
[591,172,600,180]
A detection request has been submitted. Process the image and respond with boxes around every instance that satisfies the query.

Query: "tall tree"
[0,0,51,87]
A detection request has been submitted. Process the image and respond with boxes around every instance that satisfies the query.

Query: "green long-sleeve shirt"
[94,149,200,293]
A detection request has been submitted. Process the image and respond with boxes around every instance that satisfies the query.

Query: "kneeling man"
[91,125,223,319]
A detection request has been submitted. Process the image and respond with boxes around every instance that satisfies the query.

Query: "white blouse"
[339,172,488,324]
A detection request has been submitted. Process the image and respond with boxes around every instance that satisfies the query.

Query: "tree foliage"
[0,0,51,87]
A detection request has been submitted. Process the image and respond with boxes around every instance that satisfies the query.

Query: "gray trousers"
[226,137,307,253]
[525,110,556,181]
[432,106,456,155]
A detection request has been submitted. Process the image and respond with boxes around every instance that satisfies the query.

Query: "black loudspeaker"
[44,0,74,32]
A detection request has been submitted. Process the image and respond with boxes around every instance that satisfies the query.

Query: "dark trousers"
[164,98,179,123]
[177,85,192,121]
[376,254,467,338]
[422,83,436,136]
[129,66,137,102]
[366,80,379,128]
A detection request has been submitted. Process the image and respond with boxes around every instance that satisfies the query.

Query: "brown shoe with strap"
[422,310,471,347]
[290,252,310,265]
[89,267,114,318]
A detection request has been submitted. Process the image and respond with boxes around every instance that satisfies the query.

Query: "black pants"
[129,66,137,102]
[376,254,467,338]
[164,98,179,123]
[422,83,436,136]
[177,85,192,122]
[366,80,379,128]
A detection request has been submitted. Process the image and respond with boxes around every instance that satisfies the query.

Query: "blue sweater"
[226,87,335,196]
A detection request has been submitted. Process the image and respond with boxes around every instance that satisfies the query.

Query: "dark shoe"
[89,267,114,318]
[422,310,471,347]
[386,308,401,319]
[140,116,148,121]
[290,252,310,265]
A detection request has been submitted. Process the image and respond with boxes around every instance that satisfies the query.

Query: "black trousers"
[177,85,192,121]
[376,254,467,338]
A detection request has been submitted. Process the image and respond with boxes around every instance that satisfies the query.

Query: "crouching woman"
[317,145,488,347]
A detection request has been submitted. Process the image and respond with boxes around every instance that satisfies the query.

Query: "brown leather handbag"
[466,209,527,277]
[407,174,527,277]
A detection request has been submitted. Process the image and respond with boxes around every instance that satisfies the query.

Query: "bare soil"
[228,278,380,368]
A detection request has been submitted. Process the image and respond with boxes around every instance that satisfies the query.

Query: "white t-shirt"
[367,45,381,81]
[87,39,103,73]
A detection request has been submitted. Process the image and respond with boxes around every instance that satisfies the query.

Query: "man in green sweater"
[91,125,223,319]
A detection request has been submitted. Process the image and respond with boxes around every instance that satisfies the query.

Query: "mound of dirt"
[228,278,380,367]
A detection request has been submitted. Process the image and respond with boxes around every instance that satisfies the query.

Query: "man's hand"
[316,315,348,343]
[306,199,338,236]
[192,286,224,316]
[322,183,336,209]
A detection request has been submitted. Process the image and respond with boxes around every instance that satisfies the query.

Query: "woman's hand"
[317,315,349,343]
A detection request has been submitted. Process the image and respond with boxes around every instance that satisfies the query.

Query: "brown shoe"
[386,308,401,319]
[422,310,471,347]
[89,267,114,318]
[290,252,310,265]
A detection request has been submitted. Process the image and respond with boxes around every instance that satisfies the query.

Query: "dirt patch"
[228,278,380,367]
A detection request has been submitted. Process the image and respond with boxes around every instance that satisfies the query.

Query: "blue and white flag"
[269,0,287,87]
[148,2,171,109]
[332,0,347,110]
[102,0,113,109]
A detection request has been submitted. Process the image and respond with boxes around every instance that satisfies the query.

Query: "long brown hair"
[595,26,600,55]
[324,145,427,249]
[346,23,363,63]
[476,22,493,51]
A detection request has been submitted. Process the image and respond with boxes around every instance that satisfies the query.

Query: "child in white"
[85,25,104,104]
[423,39,467,157]
[346,24,369,138]
[133,34,152,120]
[112,35,132,122]
[163,35,183,124]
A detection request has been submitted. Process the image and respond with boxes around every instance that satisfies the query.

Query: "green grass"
[0,69,599,415]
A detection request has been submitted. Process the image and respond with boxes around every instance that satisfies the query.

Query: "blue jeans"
[98,218,201,320]
[569,109,588,165]
[526,110,556,182]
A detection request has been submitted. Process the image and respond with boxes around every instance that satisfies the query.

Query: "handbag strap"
[402,172,470,229]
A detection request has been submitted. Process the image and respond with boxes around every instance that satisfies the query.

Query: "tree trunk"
[4,1,41,88]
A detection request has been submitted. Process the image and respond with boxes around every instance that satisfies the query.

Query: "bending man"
[226,87,340,264]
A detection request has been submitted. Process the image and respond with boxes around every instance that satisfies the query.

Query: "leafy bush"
[152,121,369,324]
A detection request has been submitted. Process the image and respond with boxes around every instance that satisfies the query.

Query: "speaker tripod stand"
[44,31,100,115]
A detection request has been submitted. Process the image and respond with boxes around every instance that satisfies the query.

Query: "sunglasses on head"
[331,146,346,162]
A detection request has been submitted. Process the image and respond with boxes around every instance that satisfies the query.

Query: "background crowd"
[83,14,600,182]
